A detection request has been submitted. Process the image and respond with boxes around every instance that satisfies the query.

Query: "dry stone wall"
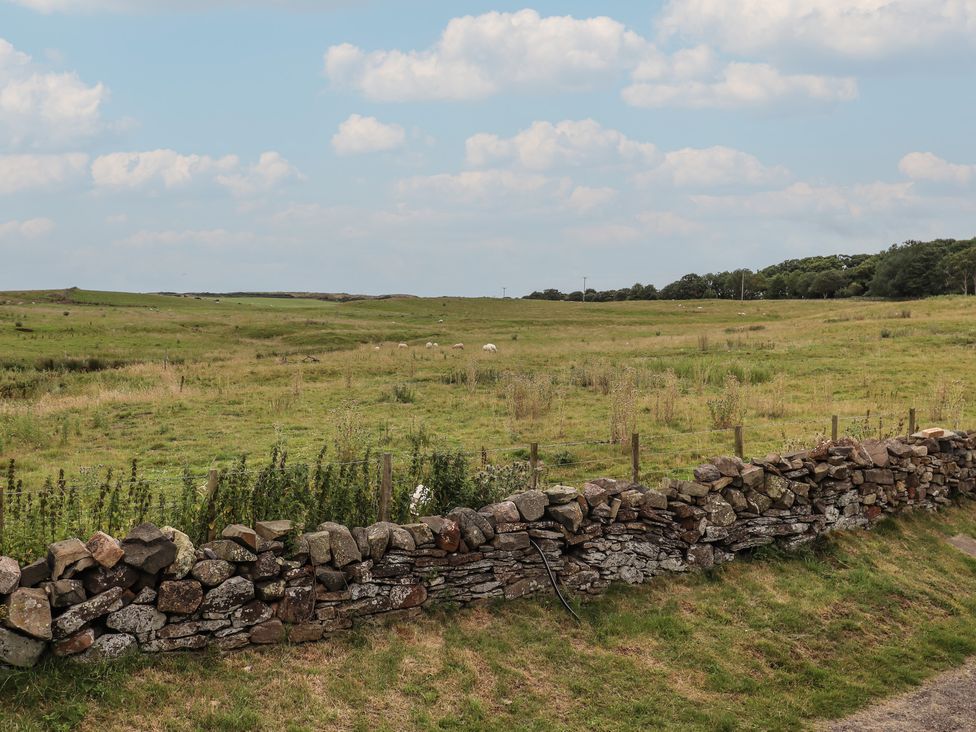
[1,428,973,668]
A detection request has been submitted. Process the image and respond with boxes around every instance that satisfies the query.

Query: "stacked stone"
[1,429,974,669]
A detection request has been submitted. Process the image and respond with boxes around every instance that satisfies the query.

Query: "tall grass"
[754,373,789,419]
[609,368,638,444]
[652,369,681,426]
[929,376,966,426]
[504,372,555,421]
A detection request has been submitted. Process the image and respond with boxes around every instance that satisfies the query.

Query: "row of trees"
[524,238,976,301]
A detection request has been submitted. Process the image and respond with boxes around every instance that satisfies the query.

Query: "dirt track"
[826,659,976,731]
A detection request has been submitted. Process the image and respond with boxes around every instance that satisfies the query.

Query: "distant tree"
[766,274,788,299]
[660,273,708,299]
[869,240,954,297]
[749,272,768,299]
[944,246,976,295]
[808,269,848,298]
[786,271,815,298]
[841,281,866,297]
[522,237,976,302]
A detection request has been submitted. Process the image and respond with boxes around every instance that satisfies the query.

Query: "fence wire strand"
[4,407,925,500]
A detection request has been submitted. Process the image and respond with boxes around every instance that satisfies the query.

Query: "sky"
[0,1,974,296]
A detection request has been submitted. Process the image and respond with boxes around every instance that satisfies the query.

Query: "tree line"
[524,237,976,301]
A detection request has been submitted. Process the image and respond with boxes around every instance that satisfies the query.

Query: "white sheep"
[452,343,464,350]
[425,342,433,349]
[398,343,408,349]
[482,343,498,353]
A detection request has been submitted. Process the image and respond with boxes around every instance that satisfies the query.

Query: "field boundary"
[0,424,969,668]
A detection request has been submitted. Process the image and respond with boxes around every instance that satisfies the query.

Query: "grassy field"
[3,289,976,730]
[2,500,976,731]
[1,288,973,493]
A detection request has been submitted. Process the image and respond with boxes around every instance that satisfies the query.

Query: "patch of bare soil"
[826,659,976,732]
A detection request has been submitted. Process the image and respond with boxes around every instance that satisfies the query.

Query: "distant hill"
[159,291,418,303]
[0,288,418,306]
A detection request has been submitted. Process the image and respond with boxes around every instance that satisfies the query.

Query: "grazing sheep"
[452,343,464,350]
[482,343,497,353]
[373,346,380,350]
[398,343,408,349]
[425,342,433,349]
[433,342,438,347]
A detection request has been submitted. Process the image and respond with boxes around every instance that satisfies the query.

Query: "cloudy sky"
[1,1,974,296]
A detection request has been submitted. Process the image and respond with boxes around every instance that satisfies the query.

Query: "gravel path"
[826,659,976,731]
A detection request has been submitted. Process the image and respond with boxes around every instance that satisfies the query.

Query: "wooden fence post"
[734,425,744,460]
[204,469,220,541]
[378,453,393,522]
[909,407,916,436]
[831,415,839,442]
[631,433,640,484]
[530,442,539,489]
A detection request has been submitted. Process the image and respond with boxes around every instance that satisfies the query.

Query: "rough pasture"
[1,290,974,489]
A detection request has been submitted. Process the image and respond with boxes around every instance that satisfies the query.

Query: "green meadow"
[3,288,976,730]
[1,288,971,491]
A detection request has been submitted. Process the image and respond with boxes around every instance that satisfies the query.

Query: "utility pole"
[502,287,506,299]
[740,270,745,301]
[582,276,588,303]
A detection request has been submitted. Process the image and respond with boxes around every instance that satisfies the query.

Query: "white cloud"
[563,223,642,244]
[0,217,55,238]
[323,11,858,110]
[91,149,237,189]
[120,228,251,249]
[465,119,786,189]
[331,114,406,155]
[91,149,299,194]
[0,153,88,194]
[692,180,916,218]
[899,152,975,185]
[644,146,790,187]
[215,151,303,194]
[324,9,649,101]
[566,185,616,212]
[396,169,569,207]
[635,211,702,237]
[0,37,107,147]
[657,0,976,59]
[465,119,658,170]
[623,61,857,109]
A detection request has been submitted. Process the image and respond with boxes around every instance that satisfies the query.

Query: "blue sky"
[1,1,974,296]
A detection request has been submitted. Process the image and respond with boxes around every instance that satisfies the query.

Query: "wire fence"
[0,404,928,561]
[4,406,923,497]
